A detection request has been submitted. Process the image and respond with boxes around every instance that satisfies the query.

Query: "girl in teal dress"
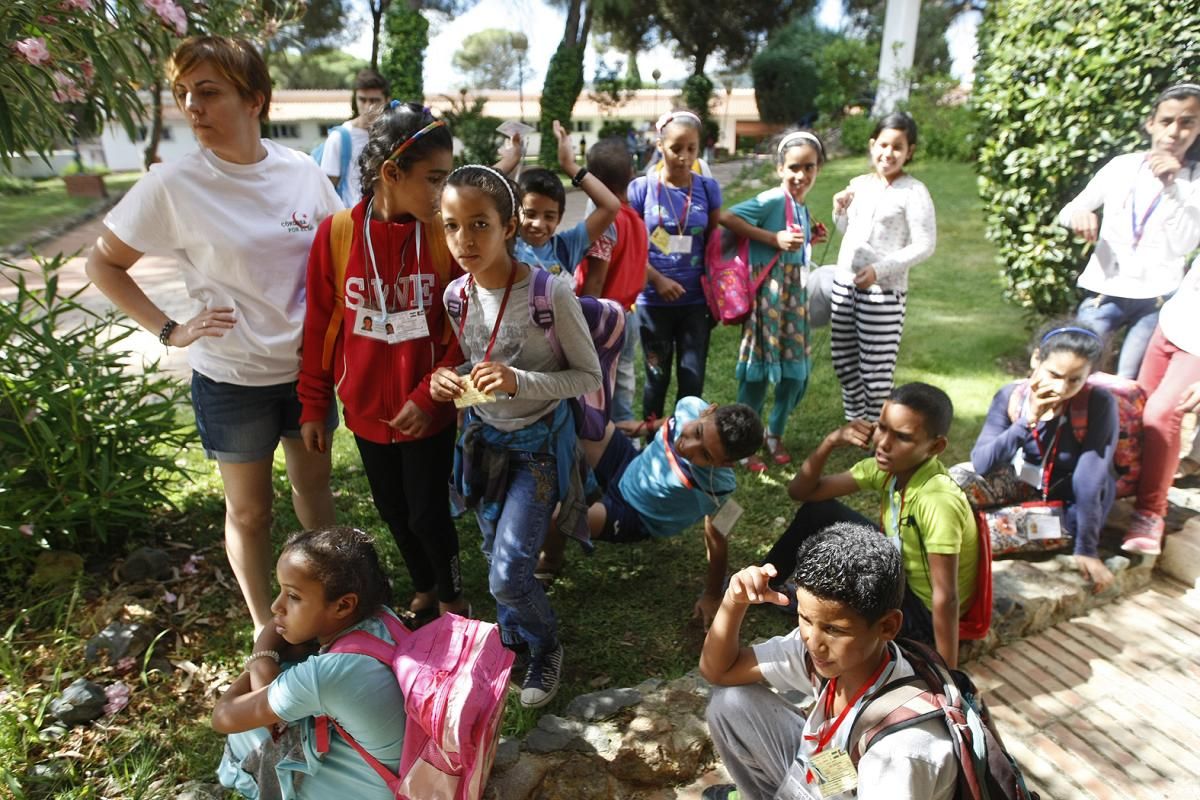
[717,131,826,471]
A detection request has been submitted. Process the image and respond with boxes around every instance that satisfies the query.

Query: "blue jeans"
[476,452,559,653]
[611,309,638,423]
[638,303,711,418]
[1076,293,1167,378]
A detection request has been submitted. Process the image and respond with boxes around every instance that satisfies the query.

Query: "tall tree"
[843,0,959,78]
[538,0,594,167]
[381,2,429,98]
[452,29,527,90]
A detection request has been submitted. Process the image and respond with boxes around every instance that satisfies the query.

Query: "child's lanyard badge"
[779,650,895,799]
[357,199,430,344]
[651,175,695,255]
[1130,160,1165,250]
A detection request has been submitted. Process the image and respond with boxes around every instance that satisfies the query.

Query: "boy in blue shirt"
[538,398,763,626]
[496,122,621,276]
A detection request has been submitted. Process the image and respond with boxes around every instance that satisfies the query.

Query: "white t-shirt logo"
[281,212,313,233]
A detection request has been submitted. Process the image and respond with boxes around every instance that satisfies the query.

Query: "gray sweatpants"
[706,684,808,800]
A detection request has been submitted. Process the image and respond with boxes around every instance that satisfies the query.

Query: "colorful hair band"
[1040,326,1102,347]
[655,110,702,133]
[448,164,518,219]
[387,119,445,162]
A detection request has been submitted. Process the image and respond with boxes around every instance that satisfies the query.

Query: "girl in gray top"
[431,165,601,710]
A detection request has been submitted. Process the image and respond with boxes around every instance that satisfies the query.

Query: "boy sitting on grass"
[763,382,977,667]
[699,524,958,800]
[538,398,763,626]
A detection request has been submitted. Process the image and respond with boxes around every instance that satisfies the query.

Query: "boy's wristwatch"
[571,167,589,188]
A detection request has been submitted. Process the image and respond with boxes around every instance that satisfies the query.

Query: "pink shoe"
[742,454,768,473]
[1122,510,1165,556]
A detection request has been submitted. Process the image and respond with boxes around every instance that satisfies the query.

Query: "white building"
[98,87,768,172]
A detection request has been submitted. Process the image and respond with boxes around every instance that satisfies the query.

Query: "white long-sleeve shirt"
[834,173,937,292]
[1057,152,1200,299]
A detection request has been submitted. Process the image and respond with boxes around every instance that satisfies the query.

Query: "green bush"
[597,119,633,140]
[0,175,34,195]
[538,43,585,168]
[440,95,502,166]
[838,113,875,156]
[0,257,190,562]
[974,0,1200,316]
[900,77,977,163]
[380,4,428,101]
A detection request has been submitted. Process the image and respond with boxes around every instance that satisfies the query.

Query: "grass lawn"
[0,173,141,248]
[0,157,1033,795]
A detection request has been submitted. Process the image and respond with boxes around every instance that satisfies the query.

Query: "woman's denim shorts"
[191,371,337,463]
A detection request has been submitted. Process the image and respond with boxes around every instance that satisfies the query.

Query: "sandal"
[765,435,791,465]
[742,454,768,473]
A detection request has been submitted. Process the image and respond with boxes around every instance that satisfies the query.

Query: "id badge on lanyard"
[357,200,428,344]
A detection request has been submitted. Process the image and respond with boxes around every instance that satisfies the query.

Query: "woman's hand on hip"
[171,307,236,347]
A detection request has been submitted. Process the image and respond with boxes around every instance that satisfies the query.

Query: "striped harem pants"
[830,277,907,421]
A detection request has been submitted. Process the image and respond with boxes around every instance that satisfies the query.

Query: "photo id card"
[354,308,428,344]
[667,234,694,254]
[1027,512,1063,540]
[710,498,743,538]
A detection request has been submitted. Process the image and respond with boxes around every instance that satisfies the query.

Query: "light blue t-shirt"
[619,396,736,537]
[265,612,407,799]
[514,220,591,276]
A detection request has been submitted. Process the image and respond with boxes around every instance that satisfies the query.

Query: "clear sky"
[347,0,980,94]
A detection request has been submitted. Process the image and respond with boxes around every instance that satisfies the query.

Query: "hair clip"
[387,119,446,162]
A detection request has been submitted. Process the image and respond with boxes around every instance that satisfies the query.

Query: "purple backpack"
[446,266,626,441]
[315,611,514,800]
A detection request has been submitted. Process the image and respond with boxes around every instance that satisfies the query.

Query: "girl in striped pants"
[830,112,936,421]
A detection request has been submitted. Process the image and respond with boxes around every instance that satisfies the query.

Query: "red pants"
[1136,326,1200,516]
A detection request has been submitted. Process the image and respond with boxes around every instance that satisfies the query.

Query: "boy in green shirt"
[765,382,977,667]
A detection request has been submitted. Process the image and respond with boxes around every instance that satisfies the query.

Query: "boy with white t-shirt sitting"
[699,523,957,800]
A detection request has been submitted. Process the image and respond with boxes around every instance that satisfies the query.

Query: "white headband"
[449,164,518,219]
[778,131,824,157]
[656,110,702,133]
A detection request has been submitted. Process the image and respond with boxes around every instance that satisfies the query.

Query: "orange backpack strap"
[320,209,355,372]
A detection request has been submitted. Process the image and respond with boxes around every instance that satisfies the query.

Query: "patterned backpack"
[446,266,626,441]
[316,611,514,800]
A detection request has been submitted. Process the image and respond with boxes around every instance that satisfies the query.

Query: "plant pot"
[62,174,108,199]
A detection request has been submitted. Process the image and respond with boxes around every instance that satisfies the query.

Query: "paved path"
[0,158,756,379]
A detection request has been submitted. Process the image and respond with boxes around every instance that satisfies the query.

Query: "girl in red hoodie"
[299,102,469,624]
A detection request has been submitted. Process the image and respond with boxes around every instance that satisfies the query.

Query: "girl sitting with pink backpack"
[213,526,512,799]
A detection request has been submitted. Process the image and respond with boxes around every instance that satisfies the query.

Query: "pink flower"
[80,59,94,84]
[163,590,177,604]
[61,0,94,10]
[39,15,60,24]
[51,71,85,103]
[19,524,34,537]
[144,0,187,35]
[13,37,51,67]
[104,682,131,715]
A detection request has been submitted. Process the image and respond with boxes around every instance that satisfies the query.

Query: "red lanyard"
[456,266,515,363]
[655,175,694,234]
[1130,161,1164,249]
[1029,420,1064,501]
[661,417,693,489]
[803,650,893,783]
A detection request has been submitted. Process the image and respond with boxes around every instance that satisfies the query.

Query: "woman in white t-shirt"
[85,36,343,634]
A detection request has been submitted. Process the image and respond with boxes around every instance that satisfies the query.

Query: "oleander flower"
[61,0,95,10]
[13,37,51,67]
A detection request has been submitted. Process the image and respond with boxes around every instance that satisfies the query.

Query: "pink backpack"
[701,197,805,326]
[315,611,515,800]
